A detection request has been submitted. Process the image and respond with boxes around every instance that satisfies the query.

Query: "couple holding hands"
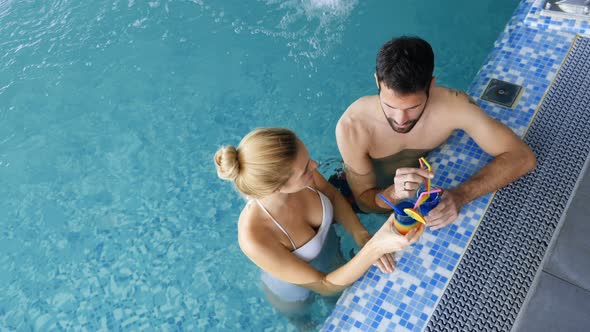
[214,36,536,316]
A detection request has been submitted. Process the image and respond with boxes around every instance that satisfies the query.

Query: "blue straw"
[377,193,404,215]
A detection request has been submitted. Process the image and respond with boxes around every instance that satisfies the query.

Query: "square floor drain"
[480,79,523,108]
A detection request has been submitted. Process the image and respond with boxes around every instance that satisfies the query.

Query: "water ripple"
[194,0,358,64]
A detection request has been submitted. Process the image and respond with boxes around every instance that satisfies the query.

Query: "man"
[335,36,536,230]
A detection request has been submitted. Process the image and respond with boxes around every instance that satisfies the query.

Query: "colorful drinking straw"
[415,157,433,208]
[413,188,443,210]
[402,188,443,225]
[401,157,437,225]
[376,193,404,215]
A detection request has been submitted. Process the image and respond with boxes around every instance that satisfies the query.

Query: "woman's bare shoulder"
[238,204,267,251]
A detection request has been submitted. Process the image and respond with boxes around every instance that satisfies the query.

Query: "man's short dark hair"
[376,36,434,95]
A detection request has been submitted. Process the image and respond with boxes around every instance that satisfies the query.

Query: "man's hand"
[380,167,434,204]
[425,189,465,230]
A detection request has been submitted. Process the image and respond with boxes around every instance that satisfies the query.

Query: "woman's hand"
[354,230,397,273]
[369,214,425,254]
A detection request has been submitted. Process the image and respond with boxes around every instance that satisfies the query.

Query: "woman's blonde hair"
[214,128,298,198]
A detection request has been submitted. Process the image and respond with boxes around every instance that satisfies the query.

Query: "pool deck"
[322,1,590,331]
[513,147,590,331]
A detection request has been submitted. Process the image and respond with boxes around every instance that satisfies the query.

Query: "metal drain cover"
[480,78,523,108]
[543,0,590,16]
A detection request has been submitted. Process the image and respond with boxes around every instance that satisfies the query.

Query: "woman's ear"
[275,185,285,194]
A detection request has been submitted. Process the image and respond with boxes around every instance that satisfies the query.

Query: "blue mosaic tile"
[322,0,588,331]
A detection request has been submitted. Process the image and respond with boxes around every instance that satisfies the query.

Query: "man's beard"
[385,105,426,133]
[379,93,429,134]
[386,118,418,133]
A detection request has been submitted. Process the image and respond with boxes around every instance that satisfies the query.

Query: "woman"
[214,128,423,313]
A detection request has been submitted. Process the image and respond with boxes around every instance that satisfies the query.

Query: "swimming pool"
[0,0,518,330]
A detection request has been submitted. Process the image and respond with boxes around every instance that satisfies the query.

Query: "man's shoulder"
[428,86,488,131]
[338,96,377,126]
[336,96,377,149]
[338,96,373,126]
[350,95,377,108]
[434,86,480,109]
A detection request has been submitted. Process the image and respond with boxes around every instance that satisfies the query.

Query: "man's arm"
[454,95,536,203]
[335,113,391,213]
[426,92,536,229]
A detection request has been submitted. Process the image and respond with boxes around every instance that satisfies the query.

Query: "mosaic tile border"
[322,0,585,331]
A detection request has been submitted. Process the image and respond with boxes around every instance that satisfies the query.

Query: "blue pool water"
[0,0,517,330]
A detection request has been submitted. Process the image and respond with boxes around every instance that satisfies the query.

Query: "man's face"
[378,84,428,134]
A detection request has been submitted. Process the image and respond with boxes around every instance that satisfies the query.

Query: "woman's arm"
[239,215,423,296]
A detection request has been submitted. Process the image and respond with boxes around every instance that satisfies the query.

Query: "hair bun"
[214,145,240,181]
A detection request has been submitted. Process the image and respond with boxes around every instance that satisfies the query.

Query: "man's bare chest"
[368,123,453,159]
